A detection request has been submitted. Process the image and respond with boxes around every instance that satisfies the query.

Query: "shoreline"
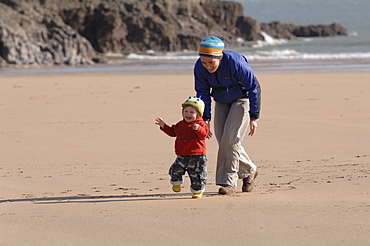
[1,57,370,77]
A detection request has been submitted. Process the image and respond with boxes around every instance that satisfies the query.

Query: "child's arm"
[155,117,165,128]
[193,121,208,139]
[155,117,176,137]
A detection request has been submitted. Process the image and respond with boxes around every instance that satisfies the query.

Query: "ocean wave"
[125,53,199,60]
[247,51,370,60]
[120,31,370,61]
[252,32,288,48]
[122,50,370,61]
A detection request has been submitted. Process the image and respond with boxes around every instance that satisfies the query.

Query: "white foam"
[124,50,370,61]
[125,53,198,60]
[252,32,288,48]
[246,50,370,60]
[146,50,156,54]
[105,52,124,58]
[236,37,245,43]
[122,39,370,62]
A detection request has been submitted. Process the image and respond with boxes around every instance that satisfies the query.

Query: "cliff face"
[0,0,348,67]
[0,0,98,66]
[39,0,252,54]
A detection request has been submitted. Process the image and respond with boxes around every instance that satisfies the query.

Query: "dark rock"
[54,0,245,54]
[236,16,263,41]
[0,0,348,67]
[260,22,297,40]
[261,21,348,40]
[293,23,348,37]
[0,0,99,66]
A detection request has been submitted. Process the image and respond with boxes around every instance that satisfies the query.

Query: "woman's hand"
[205,121,213,139]
[248,120,258,136]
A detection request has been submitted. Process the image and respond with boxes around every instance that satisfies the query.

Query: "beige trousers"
[214,98,257,187]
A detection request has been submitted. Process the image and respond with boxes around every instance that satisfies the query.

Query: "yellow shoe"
[172,185,181,192]
[192,193,202,199]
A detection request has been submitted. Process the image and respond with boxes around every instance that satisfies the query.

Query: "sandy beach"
[1,70,369,245]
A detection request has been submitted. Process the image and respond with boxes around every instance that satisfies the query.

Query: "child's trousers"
[169,155,207,193]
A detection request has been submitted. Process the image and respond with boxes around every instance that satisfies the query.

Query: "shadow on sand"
[0,192,223,204]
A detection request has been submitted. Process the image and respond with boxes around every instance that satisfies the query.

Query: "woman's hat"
[198,36,224,58]
[182,97,205,116]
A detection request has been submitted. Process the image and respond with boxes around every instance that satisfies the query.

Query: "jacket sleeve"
[194,121,209,139]
[234,58,261,120]
[194,60,212,121]
[161,124,176,137]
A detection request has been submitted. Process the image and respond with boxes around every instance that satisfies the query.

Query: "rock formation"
[0,0,348,67]
[260,21,348,40]
[0,0,99,66]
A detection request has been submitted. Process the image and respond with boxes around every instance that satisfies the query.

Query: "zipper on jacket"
[215,70,221,85]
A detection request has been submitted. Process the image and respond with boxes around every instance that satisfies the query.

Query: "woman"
[194,36,261,195]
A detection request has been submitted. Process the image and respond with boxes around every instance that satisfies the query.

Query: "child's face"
[182,106,199,123]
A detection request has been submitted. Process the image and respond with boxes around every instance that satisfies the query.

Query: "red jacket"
[161,118,208,156]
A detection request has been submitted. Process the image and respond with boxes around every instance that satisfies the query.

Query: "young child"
[155,97,208,198]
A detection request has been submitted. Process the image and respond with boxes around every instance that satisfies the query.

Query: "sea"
[1,0,369,75]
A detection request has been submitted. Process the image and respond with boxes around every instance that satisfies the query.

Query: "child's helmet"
[182,97,205,117]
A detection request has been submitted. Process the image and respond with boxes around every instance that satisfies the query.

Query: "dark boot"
[242,171,258,192]
[218,185,236,195]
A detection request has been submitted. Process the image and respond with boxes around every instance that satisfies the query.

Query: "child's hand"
[155,117,165,128]
[192,123,200,131]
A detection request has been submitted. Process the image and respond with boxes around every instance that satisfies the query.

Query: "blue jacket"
[194,50,261,121]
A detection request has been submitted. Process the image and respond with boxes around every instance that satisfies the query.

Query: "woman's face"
[200,56,221,73]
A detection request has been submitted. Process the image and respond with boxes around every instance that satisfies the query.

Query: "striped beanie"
[198,36,224,58]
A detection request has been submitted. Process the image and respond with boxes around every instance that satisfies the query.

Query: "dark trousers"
[169,155,207,193]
